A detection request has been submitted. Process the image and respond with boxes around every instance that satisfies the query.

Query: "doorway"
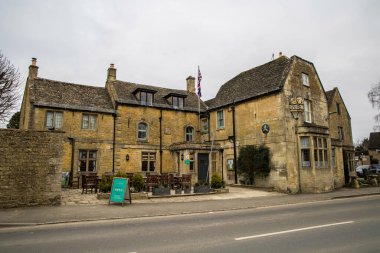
[198,153,209,182]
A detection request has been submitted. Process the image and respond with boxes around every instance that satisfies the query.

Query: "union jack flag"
[197,66,202,97]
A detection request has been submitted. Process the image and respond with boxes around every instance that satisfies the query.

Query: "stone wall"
[0,129,64,208]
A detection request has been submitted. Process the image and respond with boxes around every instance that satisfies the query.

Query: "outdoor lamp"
[181,154,184,161]
[126,154,130,161]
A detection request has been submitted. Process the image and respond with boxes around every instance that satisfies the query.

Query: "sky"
[1,0,379,142]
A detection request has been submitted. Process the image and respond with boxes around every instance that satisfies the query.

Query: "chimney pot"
[31,58,37,66]
[28,57,38,78]
[107,63,117,81]
[110,63,114,68]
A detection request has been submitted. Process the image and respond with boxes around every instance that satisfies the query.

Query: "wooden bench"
[82,174,99,194]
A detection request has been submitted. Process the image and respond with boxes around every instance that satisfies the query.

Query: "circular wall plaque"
[262,123,270,134]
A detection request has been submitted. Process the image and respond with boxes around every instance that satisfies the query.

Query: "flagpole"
[197,66,201,136]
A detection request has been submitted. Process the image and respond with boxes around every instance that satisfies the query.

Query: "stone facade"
[18,55,353,193]
[0,129,64,208]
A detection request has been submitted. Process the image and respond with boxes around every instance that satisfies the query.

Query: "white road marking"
[235,221,354,241]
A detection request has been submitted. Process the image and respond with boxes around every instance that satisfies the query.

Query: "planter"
[152,187,171,196]
[175,188,182,195]
[183,187,191,194]
[194,185,210,194]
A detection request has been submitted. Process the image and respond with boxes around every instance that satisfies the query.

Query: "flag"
[197,66,202,97]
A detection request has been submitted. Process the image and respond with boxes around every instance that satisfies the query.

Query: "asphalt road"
[1,195,380,253]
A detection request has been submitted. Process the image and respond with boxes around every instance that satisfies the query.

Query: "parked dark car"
[356,165,370,178]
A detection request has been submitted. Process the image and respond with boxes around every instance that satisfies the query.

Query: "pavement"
[1,186,379,228]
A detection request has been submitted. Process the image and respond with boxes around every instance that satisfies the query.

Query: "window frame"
[137,122,148,141]
[300,136,311,168]
[45,111,63,129]
[141,152,156,172]
[301,73,309,86]
[172,96,184,109]
[185,126,194,142]
[78,149,97,173]
[217,110,225,129]
[313,137,329,168]
[304,99,312,123]
[201,118,209,133]
[82,113,97,130]
[140,91,153,106]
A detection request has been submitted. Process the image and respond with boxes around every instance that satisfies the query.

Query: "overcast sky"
[1,0,379,142]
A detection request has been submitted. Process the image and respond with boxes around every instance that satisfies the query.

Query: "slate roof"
[30,78,115,114]
[205,56,293,109]
[109,80,207,112]
[368,132,380,149]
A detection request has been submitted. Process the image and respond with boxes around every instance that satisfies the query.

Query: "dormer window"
[173,96,184,109]
[140,91,153,106]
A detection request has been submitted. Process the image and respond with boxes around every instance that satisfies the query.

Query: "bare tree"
[368,81,380,131]
[0,52,21,123]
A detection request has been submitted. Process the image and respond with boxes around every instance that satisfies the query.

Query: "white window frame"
[137,122,148,141]
[217,110,224,129]
[302,73,309,86]
[304,100,312,123]
[46,111,63,129]
[82,114,97,130]
[185,126,194,142]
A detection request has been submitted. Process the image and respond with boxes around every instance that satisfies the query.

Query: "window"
[211,152,217,174]
[300,137,311,167]
[189,153,194,172]
[336,103,341,115]
[185,126,194,142]
[46,111,62,129]
[141,152,156,172]
[338,127,344,140]
[302,73,309,86]
[173,96,184,109]
[304,100,312,123]
[78,150,97,172]
[82,114,97,129]
[140,91,153,106]
[137,122,148,141]
[314,137,328,168]
[332,148,336,167]
[217,110,224,129]
[201,118,208,133]
[227,159,234,171]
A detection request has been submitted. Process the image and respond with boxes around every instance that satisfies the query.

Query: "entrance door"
[343,151,350,184]
[198,153,209,182]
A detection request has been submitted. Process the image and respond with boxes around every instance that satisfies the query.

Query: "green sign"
[110,177,128,204]
[184,159,190,165]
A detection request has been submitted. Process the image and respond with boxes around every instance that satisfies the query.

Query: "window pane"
[88,160,96,172]
[190,161,194,172]
[142,161,148,171]
[55,112,62,128]
[314,150,318,167]
[173,97,178,108]
[79,160,87,172]
[178,97,183,109]
[82,115,89,129]
[149,161,155,171]
[149,153,156,160]
[46,112,54,128]
[89,151,96,159]
[141,92,146,105]
[147,93,153,106]
[89,115,96,129]
[301,150,310,167]
[301,137,309,148]
[138,123,147,139]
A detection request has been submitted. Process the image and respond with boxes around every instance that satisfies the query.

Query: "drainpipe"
[232,100,238,184]
[68,137,75,186]
[221,149,224,181]
[112,103,118,174]
[207,112,211,142]
[159,110,163,174]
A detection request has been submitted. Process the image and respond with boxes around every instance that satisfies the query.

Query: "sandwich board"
[109,177,131,206]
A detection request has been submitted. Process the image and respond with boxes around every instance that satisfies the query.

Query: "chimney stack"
[28,57,38,78]
[186,76,195,93]
[107,63,116,81]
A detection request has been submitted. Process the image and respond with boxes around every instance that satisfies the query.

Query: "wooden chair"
[182,174,192,190]
[82,174,99,194]
[145,174,159,192]
[160,173,169,187]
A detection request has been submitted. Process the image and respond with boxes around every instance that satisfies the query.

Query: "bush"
[99,174,113,193]
[115,171,127,178]
[211,174,225,189]
[131,173,144,192]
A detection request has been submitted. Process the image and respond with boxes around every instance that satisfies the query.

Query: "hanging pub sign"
[109,177,131,206]
[289,97,304,111]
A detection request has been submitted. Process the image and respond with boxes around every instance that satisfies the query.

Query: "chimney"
[28,57,38,78]
[186,76,195,93]
[107,63,116,81]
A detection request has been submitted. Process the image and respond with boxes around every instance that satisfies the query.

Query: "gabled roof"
[30,78,115,114]
[368,132,380,150]
[325,87,351,119]
[205,56,293,109]
[325,89,335,105]
[109,80,207,112]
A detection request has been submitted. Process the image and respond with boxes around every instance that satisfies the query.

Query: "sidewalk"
[1,186,379,227]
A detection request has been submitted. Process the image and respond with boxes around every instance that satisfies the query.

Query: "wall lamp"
[181,154,184,161]
[126,154,130,161]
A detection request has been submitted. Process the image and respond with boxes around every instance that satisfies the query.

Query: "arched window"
[137,122,148,140]
[185,126,194,142]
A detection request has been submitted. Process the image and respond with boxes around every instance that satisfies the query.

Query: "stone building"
[19,54,353,193]
[325,88,354,187]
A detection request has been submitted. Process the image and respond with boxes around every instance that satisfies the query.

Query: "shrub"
[131,173,144,192]
[211,174,225,189]
[115,171,127,178]
[99,174,113,193]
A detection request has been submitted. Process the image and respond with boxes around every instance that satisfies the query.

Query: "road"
[1,195,380,253]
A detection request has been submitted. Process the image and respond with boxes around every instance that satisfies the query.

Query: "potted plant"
[152,184,171,196]
[194,180,210,193]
